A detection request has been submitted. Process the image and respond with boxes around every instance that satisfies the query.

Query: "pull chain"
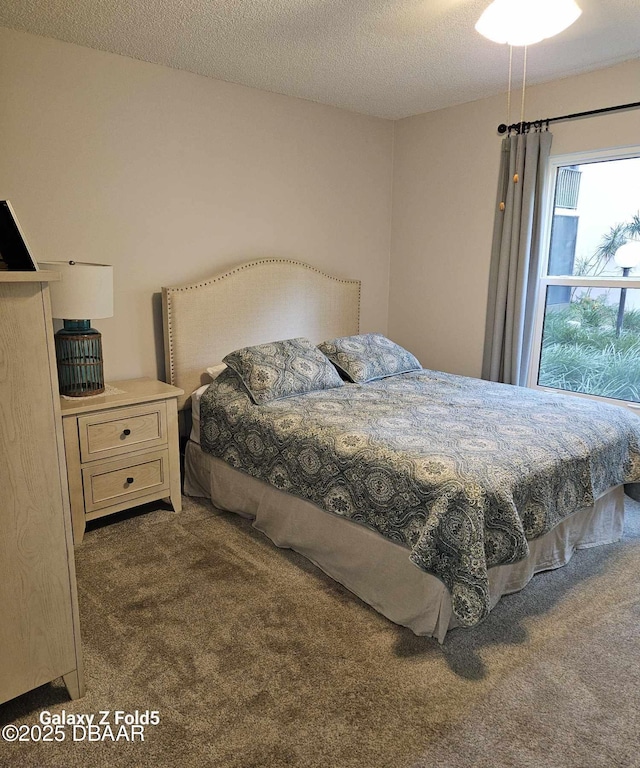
[500,46,514,212]
[520,45,528,125]
[507,45,513,128]
[511,46,529,185]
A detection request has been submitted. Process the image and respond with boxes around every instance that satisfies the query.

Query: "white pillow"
[189,384,211,445]
[206,363,227,380]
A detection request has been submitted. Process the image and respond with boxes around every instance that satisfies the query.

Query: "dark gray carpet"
[1,494,639,768]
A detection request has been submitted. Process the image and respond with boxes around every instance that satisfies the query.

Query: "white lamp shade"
[476,0,582,46]
[40,261,114,320]
[614,241,640,270]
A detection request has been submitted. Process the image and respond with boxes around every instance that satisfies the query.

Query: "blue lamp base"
[54,319,105,397]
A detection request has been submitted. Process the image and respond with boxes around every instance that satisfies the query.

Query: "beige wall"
[2,26,639,385]
[389,59,640,378]
[0,27,394,382]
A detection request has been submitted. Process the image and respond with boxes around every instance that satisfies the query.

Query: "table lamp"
[40,260,114,396]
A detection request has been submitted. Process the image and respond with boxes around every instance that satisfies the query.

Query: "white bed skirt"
[184,440,625,642]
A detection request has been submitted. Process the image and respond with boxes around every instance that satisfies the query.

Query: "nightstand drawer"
[82,449,170,513]
[78,402,167,462]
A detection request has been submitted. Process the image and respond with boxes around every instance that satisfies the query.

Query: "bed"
[162,259,640,641]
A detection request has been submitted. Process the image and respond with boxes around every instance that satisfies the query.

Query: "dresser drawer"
[78,402,167,462]
[82,449,170,514]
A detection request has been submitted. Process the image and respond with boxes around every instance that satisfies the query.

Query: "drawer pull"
[126,477,134,484]
[122,428,131,436]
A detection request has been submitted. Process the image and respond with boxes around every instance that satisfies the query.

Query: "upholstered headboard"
[162,258,361,413]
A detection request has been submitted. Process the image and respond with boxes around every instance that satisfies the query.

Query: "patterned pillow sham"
[318,333,421,383]
[222,337,344,404]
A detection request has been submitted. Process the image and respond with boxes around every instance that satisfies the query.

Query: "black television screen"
[0,200,38,271]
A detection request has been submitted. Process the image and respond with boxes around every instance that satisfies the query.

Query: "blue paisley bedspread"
[199,368,640,627]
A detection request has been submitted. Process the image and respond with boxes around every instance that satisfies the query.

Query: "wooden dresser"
[0,271,84,704]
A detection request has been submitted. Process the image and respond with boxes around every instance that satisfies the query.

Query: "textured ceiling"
[1,0,639,119]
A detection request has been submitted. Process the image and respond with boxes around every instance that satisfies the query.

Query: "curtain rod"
[497,100,640,135]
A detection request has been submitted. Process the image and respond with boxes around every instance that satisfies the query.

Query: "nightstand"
[60,378,184,543]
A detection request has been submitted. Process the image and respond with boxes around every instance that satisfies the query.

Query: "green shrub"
[539,300,640,402]
[539,344,640,400]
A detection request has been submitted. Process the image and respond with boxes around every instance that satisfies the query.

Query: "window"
[529,148,640,408]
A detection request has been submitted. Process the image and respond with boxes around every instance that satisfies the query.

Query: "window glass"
[538,286,640,403]
[547,157,640,278]
[531,151,640,406]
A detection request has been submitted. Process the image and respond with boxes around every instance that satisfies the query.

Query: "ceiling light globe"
[475,0,582,47]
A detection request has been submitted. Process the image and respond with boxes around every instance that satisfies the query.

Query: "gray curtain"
[482,130,553,385]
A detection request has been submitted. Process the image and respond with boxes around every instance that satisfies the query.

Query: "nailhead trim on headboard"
[162,258,361,394]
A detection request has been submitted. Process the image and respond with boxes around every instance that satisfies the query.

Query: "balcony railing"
[555,167,581,209]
